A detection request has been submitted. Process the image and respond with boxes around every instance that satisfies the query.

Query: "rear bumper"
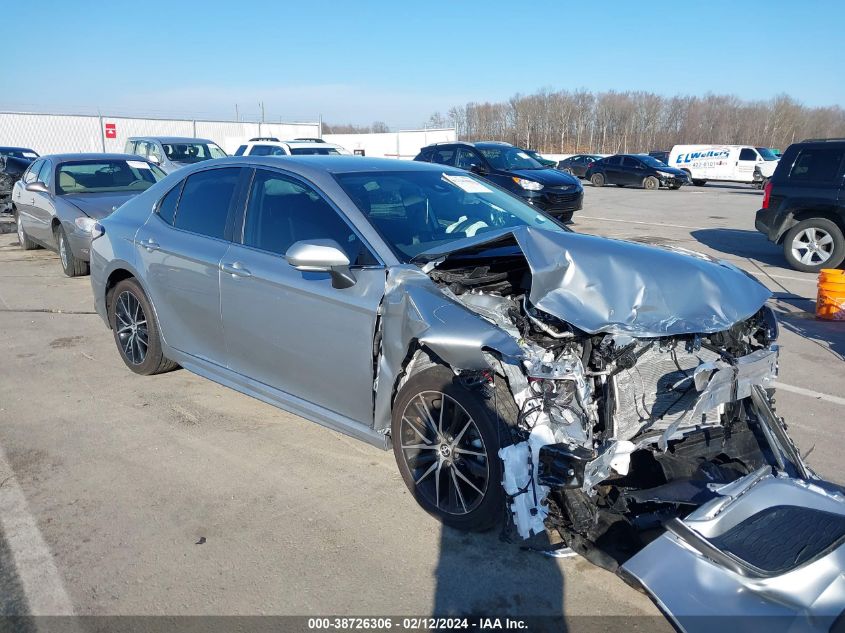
[755,208,782,243]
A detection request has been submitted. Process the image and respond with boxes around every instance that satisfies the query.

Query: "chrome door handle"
[141,238,160,252]
[221,262,252,278]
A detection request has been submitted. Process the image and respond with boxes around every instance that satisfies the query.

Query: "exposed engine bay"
[427,247,791,568]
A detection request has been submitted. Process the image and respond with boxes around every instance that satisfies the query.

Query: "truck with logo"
[668,144,779,187]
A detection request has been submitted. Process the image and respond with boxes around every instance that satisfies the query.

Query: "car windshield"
[290,147,341,155]
[0,148,38,160]
[638,155,670,168]
[756,147,779,161]
[478,146,544,170]
[335,169,564,262]
[56,160,166,195]
[162,142,227,163]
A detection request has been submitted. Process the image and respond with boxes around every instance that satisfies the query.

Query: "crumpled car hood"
[420,226,772,337]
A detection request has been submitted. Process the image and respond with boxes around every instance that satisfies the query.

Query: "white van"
[668,145,779,186]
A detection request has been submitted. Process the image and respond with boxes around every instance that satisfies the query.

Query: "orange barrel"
[817,269,845,320]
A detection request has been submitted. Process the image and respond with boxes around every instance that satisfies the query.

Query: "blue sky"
[1,0,843,127]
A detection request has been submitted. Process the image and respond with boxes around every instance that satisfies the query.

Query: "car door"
[602,155,623,183]
[219,167,384,425]
[134,166,245,365]
[29,159,56,244]
[15,159,44,239]
[622,156,644,185]
[736,147,759,182]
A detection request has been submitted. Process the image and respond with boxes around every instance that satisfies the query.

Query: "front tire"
[782,218,845,272]
[16,210,38,250]
[108,278,178,375]
[590,173,605,187]
[642,176,659,190]
[56,226,88,277]
[391,364,518,532]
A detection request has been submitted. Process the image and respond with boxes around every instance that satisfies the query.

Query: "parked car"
[415,141,583,222]
[124,137,227,174]
[522,149,556,167]
[0,146,39,161]
[233,138,349,157]
[12,153,165,276]
[1,152,37,213]
[586,154,689,189]
[668,144,779,186]
[89,155,845,628]
[556,154,604,178]
[755,138,845,272]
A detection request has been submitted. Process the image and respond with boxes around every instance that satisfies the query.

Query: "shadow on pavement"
[771,293,845,363]
[690,228,787,267]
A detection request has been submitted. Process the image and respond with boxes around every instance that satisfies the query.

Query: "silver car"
[125,136,227,174]
[12,153,165,276]
[89,156,845,630]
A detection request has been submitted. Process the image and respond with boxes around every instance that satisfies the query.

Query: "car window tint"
[23,159,43,184]
[431,148,456,166]
[174,168,240,239]
[455,148,482,170]
[788,148,845,183]
[739,148,757,161]
[249,145,286,156]
[605,156,621,166]
[234,145,246,156]
[157,182,182,225]
[622,156,640,168]
[243,169,371,264]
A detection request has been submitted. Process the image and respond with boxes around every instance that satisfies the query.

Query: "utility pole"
[235,104,239,122]
[260,102,265,123]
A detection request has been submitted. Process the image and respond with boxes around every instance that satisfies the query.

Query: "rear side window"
[431,148,456,166]
[788,147,845,184]
[249,145,286,156]
[622,156,640,168]
[739,148,758,161]
[234,145,246,156]
[156,183,182,225]
[604,156,622,166]
[174,168,241,239]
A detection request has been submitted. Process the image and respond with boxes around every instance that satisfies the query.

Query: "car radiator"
[610,342,722,441]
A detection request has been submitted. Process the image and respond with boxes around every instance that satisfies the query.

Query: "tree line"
[426,90,845,154]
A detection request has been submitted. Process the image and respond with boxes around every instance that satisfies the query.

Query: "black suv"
[414,141,583,222]
[585,154,689,190]
[755,139,845,272]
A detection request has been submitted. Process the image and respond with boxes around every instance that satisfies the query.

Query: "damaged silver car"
[89,157,845,631]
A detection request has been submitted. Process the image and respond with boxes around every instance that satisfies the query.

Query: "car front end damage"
[377,226,845,630]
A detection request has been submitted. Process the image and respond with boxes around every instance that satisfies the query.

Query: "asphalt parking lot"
[0,181,842,627]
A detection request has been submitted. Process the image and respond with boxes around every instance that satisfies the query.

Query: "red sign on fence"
[104,123,116,139]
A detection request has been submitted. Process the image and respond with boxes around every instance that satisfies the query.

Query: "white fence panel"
[0,113,103,154]
[323,128,456,159]
[101,117,194,153]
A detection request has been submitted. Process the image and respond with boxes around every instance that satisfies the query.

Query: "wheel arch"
[775,205,845,244]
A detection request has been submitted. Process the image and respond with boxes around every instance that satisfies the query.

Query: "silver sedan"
[12,153,165,276]
[89,156,845,630]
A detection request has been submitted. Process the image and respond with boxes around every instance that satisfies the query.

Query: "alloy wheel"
[398,391,489,516]
[791,227,834,266]
[115,291,149,365]
[58,232,69,269]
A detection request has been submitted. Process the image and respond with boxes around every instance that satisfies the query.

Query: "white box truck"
[668,145,779,186]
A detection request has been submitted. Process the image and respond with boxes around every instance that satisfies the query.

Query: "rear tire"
[643,176,659,190]
[56,226,88,277]
[15,210,38,250]
[108,277,179,375]
[391,364,518,532]
[782,218,845,273]
[590,173,605,187]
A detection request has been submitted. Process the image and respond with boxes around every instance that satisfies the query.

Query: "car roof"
[128,136,215,144]
[39,153,155,163]
[196,155,463,176]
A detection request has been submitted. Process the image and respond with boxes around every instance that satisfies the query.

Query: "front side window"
[243,169,370,264]
[173,167,241,239]
[289,147,340,155]
[456,148,483,170]
[56,160,166,195]
[162,142,227,163]
[37,160,53,188]
[604,155,622,166]
[335,169,564,261]
[739,148,758,161]
[788,148,845,183]
[23,159,44,184]
[622,156,641,168]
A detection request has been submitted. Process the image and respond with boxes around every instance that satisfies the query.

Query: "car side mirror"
[285,239,356,289]
[469,164,487,175]
[25,181,49,194]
